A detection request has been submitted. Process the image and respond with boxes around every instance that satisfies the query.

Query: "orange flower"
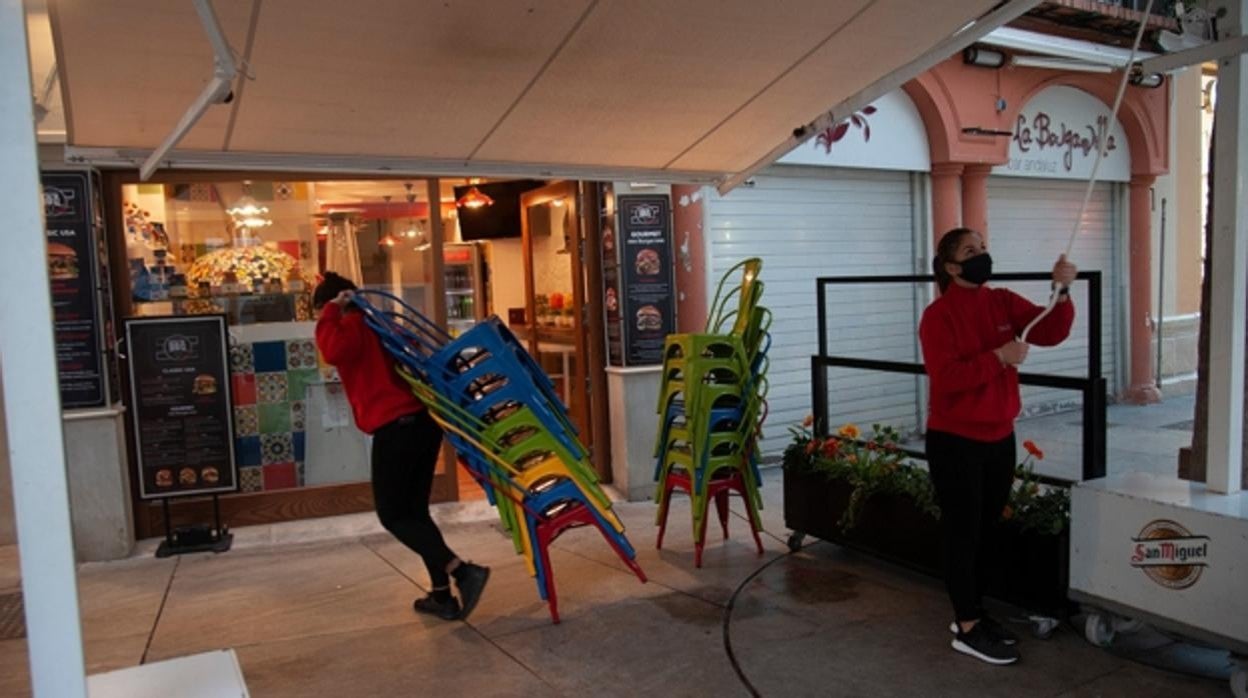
[805,439,819,455]
[1001,505,1014,520]
[1023,440,1044,460]
[838,424,860,440]
[802,414,815,428]
[847,454,858,464]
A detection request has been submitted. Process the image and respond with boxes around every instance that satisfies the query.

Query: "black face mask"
[956,252,993,285]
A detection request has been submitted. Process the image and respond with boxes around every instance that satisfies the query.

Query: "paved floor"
[0,395,1230,697]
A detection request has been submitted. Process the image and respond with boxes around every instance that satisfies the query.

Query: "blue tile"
[292,431,306,462]
[252,341,287,373]
[236,435,262,466]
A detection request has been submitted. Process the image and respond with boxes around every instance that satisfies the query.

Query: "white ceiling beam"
[68,146,724,185]
[1138,34,1248,74]
[717,0,1043,195]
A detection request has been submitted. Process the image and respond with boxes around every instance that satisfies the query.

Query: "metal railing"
[811,271,1108,483]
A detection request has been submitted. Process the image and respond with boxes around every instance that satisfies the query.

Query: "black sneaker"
[948,616,1019,645]
[952,623,1020,665]
[413,594,461,621]
[452,562,490,621]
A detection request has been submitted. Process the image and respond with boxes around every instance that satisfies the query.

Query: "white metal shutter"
[708,166,921,457]
[986,177,1121,413]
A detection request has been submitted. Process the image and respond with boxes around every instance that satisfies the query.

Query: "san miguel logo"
[1012,112,1117,172]
[1130,519,1210,590]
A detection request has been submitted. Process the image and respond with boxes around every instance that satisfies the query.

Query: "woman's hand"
[994,340,1029,366]
[332,290,355,307]
[1052,254,1077,288]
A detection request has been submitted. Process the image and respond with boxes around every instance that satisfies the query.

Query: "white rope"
[1020,0,1154,343]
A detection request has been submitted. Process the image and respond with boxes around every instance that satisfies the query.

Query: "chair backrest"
[704,258,762,334]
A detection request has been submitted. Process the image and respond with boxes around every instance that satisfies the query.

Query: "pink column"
[1125,174,1161,404]
[671,184,708,333]
[930,162,964,245]
[961,164,992,239]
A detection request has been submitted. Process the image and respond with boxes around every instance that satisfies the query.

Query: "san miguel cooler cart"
[1071,3,1248,695]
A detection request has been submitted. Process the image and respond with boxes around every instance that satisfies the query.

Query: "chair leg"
[537,523,559,625]
[715,488,730,540]
[740,486,765,556]
[695,505,711,569]
[655,477,674,550]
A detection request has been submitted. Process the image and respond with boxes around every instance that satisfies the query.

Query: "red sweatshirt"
[919,283,1075,442]
[315,303,423,435]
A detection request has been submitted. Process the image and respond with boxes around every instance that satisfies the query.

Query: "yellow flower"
[838,424,860,440]
[802,414,815,428]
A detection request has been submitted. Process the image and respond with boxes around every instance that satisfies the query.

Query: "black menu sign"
[618,195,676,365]
[125,316,237,499]
[43,171,106,408]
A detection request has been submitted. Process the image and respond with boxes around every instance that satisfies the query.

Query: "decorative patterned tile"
[239,466,263,493]
[253,341,287,372]
[233,406,259,437]
[236,436,262,467]
[231,374,257,406]
[257,372,288,404]
[261,432,294,465]
[229,344,254,374]
[258,402,291,433]
[293,431,306,462]
[263,462,297,490]
[290,400,306,431]
[286,368,319,401]
[286,340,317,370]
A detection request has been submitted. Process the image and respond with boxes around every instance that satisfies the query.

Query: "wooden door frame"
[520,180,590,436]
[579,182,612,480]
[101,170,458,539]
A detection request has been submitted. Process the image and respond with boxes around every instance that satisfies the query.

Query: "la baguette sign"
[993,86,1130,182]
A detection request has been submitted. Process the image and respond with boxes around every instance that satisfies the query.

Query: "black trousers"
[925,429,1016,623]
[371,410,457,589]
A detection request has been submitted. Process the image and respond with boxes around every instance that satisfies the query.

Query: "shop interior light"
[226,181,273,232]
[1130,71,1165,89]
[1011,55,1113,73]
[963,45,1006,68]
[456,178,494,209]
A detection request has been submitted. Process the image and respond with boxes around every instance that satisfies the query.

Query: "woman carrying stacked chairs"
[654,258,771,567]
[344,279,646,624]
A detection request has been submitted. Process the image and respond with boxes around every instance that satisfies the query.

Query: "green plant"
[784,417,937,531]
[1004,440,1071,536]
[784,418,1070,536]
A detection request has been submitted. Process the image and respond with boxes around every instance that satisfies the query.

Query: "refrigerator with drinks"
[443,242,486,336]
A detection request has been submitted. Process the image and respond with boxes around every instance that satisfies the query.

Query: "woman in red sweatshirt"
[919,228,1076,666]
[314,272,489,621]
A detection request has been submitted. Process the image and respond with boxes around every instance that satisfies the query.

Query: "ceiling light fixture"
[226,181,273,233]
[963,46,1006,68]
[456,178,494,209]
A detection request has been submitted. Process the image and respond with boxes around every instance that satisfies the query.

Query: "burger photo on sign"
[634,248,661,276]
[636,305,662,332]
[47,242,79,280]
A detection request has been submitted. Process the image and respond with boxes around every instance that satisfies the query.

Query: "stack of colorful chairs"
[351,290,645,623]
[653,258,771,567]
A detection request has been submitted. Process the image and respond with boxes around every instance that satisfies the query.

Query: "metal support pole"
[0,2,88,695]
[811,356,829,438]
[1205,0,1248,494]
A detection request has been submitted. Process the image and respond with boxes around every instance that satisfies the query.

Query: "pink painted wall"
[671,184,708,333]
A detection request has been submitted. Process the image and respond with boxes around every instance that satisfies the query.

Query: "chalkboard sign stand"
[155,493,233,558]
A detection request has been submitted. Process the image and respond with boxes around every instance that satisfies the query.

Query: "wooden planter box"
[783,467,1073,617]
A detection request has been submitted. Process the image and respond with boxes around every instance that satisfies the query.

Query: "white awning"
[49,0,1036,191]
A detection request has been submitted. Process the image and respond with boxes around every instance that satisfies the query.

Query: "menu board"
[125,316,237,499]
[43,171,107,408]
[599,184,625,366]
[618,195,676,365]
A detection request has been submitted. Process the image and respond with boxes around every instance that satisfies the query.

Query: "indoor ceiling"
[48,0,1025,188]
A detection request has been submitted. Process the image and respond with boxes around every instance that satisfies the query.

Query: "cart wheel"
[1084,613,1116,647]
[1111,617,1144,634]
[1230,662,1247,698]
[787,532,806,553]
[1029,616,1060,640]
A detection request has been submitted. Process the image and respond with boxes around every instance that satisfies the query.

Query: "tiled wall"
[229,338,321,492]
